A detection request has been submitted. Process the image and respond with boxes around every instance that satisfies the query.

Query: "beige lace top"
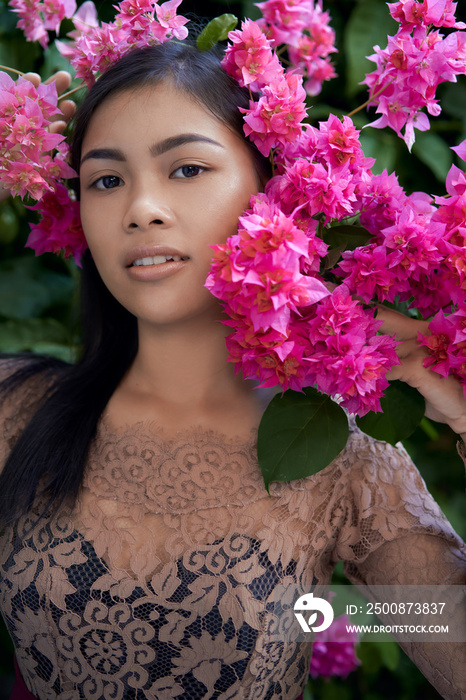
[0,371,465,699]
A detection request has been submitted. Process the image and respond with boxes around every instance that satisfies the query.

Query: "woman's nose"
[123,185,175,232]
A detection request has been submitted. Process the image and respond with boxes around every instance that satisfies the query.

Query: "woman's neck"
[107,315,264,435]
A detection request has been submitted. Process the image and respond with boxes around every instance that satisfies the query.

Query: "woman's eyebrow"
[81,134,224,165]
[150,134,224,156]
[81,148,125,165]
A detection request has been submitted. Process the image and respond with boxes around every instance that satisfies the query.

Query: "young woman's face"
[79,82,261,328]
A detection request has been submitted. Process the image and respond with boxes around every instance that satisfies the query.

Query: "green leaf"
[322,243,346,272]
[0,203,19,244]
[302,683,313,700]
[322,224,373,271]
[441,79,466,120]
[32,341,77,362]
[358,131,398,175]
[0,0,21,34]
[0,36,40,73]
[325,224,373,251]
[320,683,353,700]
[41,43,75,80]
[257,387,349,489]
[0,257,75,320]
[344,0,397,98]
[196,14,238,51]
[356,380,425,446]
[412,131,453,183]
[355,640,382,673]
[377,640,400,671]
[418,416,440,441]
[0,317,68,352]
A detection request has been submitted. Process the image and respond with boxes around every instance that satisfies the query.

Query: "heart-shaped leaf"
[257,387,349,490]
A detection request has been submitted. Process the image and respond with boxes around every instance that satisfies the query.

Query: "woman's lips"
[124,246,190,282]
[124,245,190,268]
[126,258,189,281]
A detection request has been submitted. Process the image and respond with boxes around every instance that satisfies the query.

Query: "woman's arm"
[331,427,466,699]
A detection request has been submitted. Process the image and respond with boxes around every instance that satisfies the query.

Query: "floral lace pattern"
[0,380,465,699]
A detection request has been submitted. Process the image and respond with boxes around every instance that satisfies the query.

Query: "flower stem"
[58,84,87,101]
[346,78,395,118]
[0,65,24,77]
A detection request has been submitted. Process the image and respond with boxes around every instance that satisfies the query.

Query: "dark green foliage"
[356,381,425,446]
[257,387,349,488]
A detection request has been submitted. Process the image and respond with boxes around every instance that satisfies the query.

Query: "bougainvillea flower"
[26,183,87,263]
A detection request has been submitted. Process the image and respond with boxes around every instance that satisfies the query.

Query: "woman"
[0,41,465,700]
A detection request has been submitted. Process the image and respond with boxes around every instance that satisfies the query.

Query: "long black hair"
[0,41,271,527]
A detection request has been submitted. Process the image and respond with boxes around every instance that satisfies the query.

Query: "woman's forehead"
[82,82,230,148]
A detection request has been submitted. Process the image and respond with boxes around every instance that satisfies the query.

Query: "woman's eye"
[171,165,205,179]
[92,175,122,190]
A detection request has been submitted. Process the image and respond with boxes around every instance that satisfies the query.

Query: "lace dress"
[0,371,465,699]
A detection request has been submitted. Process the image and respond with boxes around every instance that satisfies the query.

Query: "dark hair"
[0,41,270,527]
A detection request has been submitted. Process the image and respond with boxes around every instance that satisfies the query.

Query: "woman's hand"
[0,70,76,203]
[377,306,466,441]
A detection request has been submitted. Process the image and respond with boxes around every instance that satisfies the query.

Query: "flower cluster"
[363,0,466,149]
[414,143,466,394]
[222,21,308,155]
[210,13,466,411]
[9,0,76,47]
[206,194,330,392]
[56,0,189,86]
[256,0,337,96]
[9,0,189,87]
[0,72,75,200]
[206,97,402,414]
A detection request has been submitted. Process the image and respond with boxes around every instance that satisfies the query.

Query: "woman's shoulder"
[0,353,67,448]
[0,353,66,399]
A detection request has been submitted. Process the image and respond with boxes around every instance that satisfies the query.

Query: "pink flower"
[338,244,397,303]
[207,200,329,334]
[256,0,338,95]
[303,289,400,414]
[271,157,358,223]
[363,19,466,149]
[452,138,466,162]
[26,183,87,263]
[9,0,76,47]
[57,0,190,83]
[221,19,283,92]
[256,0,314,47]
[316,114,364,168]
[309,614,360,680]
[359,170,406,235]
[287,5,337,95]
[0,73,72,199]
[154,0,189,41]
[388,0,466,30]
[418,309,459,378]
[241,72,307,156]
